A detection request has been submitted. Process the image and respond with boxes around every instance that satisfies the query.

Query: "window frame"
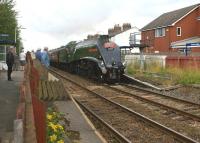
[176,27,181,36]
[155,28,165,37]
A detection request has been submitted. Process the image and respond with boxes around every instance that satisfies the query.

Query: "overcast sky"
[15,0,199,51]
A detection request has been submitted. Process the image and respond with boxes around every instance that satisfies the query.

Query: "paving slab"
[54,101,106,143]
[0,71,23,139]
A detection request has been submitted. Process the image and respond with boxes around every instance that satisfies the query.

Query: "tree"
[0,0,21,54]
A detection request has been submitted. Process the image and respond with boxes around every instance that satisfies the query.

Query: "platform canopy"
[171,36,200,48]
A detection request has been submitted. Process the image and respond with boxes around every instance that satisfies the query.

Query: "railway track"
[49,68,199,143]
[75,99,131,143]
[109,84,200,122]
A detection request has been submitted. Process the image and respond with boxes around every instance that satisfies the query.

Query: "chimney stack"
[108,23,132,37]
[122,23,131,31]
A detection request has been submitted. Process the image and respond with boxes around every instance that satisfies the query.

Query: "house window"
[155,28,165,37]
[177,27,181,36]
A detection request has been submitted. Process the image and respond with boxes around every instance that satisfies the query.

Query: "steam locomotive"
[50,35,125,82]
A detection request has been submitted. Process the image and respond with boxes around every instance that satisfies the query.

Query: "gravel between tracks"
[163,86,200,104]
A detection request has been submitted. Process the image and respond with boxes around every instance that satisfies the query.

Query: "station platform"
[54,101,106,143]
[0,60,106,142]
[0,71,23,142]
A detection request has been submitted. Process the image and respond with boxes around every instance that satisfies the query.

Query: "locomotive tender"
[50,35,125,82]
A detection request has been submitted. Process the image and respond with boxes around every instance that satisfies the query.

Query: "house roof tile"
[141,3,199,31]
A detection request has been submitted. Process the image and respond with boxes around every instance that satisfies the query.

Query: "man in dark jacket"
[6,47,14,81]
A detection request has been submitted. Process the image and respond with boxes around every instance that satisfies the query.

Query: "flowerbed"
[47,108,65,143]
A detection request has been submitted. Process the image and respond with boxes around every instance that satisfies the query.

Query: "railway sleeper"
[183,106,200,111]
[171,115,185,121]
[189,110,200,115]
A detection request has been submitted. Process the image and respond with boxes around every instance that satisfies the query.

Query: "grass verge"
[126,62,200,85]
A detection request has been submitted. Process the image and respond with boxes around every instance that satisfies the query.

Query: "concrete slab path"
[0,71,23,141]
[54,101,106,143]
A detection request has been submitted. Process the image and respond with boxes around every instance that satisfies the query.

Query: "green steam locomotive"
[50,35,125,82]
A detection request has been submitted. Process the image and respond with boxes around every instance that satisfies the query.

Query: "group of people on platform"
[35,47,50,68]
[6,46,50,81]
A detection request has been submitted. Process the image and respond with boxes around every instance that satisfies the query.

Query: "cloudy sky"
[15,0,199,51]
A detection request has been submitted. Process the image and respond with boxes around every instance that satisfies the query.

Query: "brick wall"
[166,56,200,69]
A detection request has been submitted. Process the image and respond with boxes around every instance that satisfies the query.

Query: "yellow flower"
[50,134,57,142]
[47,114,53,120]
[48,122,57,132]
[57,140,64,143]
[57,124,64,131]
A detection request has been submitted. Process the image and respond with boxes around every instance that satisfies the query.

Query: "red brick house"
[141,3,200,54]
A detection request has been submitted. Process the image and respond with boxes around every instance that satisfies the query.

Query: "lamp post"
[15,27,26,43]
[14,27,16,44]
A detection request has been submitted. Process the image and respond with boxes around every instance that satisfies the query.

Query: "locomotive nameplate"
[88,48,97,52]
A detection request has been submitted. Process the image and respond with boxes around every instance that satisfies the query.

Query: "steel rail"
[75,99,132,143]
[49,68,199,143]
[122,83,200,106]
[109,85,200,122]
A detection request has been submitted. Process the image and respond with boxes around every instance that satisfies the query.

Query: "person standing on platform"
[35,48,42,61]
[6,47,14,81]
[31,50,36,59]
[19,49,26,70]
[41,47,50,68]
